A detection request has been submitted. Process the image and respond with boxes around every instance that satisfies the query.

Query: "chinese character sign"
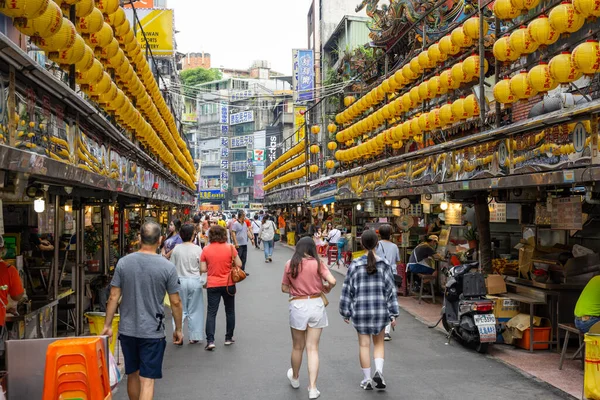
[294,106,306,143]
[293,49,314,102]
[229,135,253,148]
[198,190,225,200]
[219,102,229,124]
[230,111,254,126]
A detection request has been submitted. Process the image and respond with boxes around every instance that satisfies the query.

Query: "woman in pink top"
[282,237,337,400]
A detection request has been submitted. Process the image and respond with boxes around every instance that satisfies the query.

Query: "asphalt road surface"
[114,242,571,400]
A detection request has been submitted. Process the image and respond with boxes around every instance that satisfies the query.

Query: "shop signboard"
[198,189,225,200]
[230,135,253,148]
[253,149,265,163]
[250,203,264,210]
[230,111,254,126]
[113,210,119,235]
[489,200,506,223]
[220,171,229,192]
[254,174,264,199]
[292,49,314,102]
[382,163,410,189]
[219,102,228,124]
[444,203,463,225]
[125,9,174,56]
[265,125,283,172]
[551,196,583,230]
[310,178,337,198]
[231,203,246,210]
[294,106,306,143]
[231,160,248,172]
[265,186,306,204]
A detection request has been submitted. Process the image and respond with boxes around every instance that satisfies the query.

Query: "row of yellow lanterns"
[494,0,600,23]
[493,41,600,104]
[263,141,304,177]
[335,53,487,145]
[3,0,196,188]
[263,167,306,192]
[263,153,305,184]
[334,15,487,127]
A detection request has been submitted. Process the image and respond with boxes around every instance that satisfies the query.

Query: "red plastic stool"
[317,245,327,256]
[342,251,352,264]
[327,245,338,265]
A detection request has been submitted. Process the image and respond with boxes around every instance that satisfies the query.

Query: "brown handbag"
[227,245,246,296]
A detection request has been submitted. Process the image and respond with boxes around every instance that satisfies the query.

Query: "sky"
[168,0,315,75]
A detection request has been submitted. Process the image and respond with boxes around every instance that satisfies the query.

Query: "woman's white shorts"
[289,297,328,330]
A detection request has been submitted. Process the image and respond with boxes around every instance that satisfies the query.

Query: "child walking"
[339,229,399,390]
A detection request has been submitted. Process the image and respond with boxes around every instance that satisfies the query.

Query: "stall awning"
[311,196,336,207]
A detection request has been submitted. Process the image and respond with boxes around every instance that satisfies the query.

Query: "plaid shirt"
[339,255,400,335]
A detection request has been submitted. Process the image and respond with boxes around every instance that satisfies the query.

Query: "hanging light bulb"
[385,200,392,206]
[34,198,46,213]
[356,204,362,211]
[440,201,449,211]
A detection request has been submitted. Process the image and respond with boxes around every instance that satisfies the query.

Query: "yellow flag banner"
[135,9,174,56]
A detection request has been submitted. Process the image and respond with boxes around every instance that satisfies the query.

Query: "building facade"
[182,52,212,70]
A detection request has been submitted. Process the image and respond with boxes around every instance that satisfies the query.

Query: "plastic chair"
[327,245,338,265]
[58,390,88,400]
[43,338,110,400]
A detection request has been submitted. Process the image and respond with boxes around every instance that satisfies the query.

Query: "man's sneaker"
[204,342,215,351]
[360,380,373,390]
[384,333,392,341]
[308,388,320,399]
[372,371,386,390]
[268,257,273,262]
[287,368,300,389]
[224,338,235,346]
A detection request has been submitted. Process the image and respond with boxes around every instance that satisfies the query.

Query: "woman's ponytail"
[366,248,377,275]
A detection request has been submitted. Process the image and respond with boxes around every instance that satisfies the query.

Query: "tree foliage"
[180,67,223,98]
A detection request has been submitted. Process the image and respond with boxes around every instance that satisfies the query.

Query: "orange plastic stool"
[58,390,88,400]
[43,337,111,400]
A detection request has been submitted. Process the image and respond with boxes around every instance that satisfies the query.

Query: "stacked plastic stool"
[43,337,112,400]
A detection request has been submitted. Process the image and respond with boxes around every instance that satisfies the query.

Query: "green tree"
[180,67,223,98]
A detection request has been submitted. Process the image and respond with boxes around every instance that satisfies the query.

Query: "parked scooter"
[429,259,496,353]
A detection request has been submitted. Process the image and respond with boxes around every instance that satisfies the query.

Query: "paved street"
[115,243,571,400]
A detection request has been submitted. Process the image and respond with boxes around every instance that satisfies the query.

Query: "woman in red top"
[200,225,242,351]
[282,237,336,399]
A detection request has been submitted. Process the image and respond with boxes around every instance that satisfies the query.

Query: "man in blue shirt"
[232,211,255,275]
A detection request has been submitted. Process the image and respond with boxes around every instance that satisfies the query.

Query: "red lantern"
[184,208,190,215]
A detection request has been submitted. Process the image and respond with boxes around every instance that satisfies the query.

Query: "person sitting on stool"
[574,275,600,333]
[407,235,442,291]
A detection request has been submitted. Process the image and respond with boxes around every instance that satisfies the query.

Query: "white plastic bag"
[109,351,122,390]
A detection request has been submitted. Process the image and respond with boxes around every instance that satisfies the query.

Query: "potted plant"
[84,225,102,272]
[464,228,478,249]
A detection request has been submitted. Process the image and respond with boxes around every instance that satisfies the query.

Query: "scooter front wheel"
[475,342,489,354]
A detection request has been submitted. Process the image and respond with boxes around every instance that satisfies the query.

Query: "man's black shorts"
[119,334,167,379]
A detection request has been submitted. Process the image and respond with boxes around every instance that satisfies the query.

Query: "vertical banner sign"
[265,127,282,172]
[294,106,307,143]
[254,174,264,199]
[126,9,174,56]
[292,50,315,102]
[113,210,120,235]
[220,136,229,192]
[219,102,229,124]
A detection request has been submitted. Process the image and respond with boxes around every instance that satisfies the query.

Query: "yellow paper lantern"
[310,144,320,154]
[528,62,558,93]
[74,0,94,18]
[75,44,94,72]
[14,0,62,38]
[439,102,456,126]
[574,0,600,17]
[509,25,539,55]
[493,78,516,104]
[451,97,469,120]
[87,22,113,48]
[410,118,422,137]
[462,54,489,81]
[527,16,560,47]
[76,58,103,84]
[327,141,337,151]
[427,108,442,130]
[451,26,473,48]
[77,7,103,33]
[98,38,119,59]
[33,18,76,51]
[327,123,337,134]
[335,150,343,160]
[311,125,321,135]
[86,72,111,96]
[344,96,355,107]
[463,94,480,118]
[418,81,432,100]
[439,34,460,56]
[402,93,414,110]
[0,0,48,18]
[401,121,412,139]
[382,79,391,94]
[410,57,423,75]
[393,69,407,87]
[511,0,541,10]
[494,0,520,20]
[418,113,431,131]
[427,42,445,65]
[106,48,125,68]
[463,17,489,40]
[95,0,119,15]
[48,33,85,65]
[428,75,444,96]
[549,2,585,34]
[325,160,335,169]
[440,69,460,92]
[510,70,538,100]
[402,64,417,81]
[418,50,433,69]
[451,62,467,84]
[98,82,117,104]
[493,35,520,62]
[549,51,583,83]
[106,7,126,27]
[572,40,600,75]
[409,87,421,105]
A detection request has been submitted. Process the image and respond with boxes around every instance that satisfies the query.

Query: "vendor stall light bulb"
[385,200,392,206]
[440,201,449,211]
[34,198,45,213]
[356,204,362,211]
[64,204,71,212]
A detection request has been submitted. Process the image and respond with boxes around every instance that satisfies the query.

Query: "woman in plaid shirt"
[339,229,399,391]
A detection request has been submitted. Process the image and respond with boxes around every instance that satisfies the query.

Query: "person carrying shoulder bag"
[259,215,277,263]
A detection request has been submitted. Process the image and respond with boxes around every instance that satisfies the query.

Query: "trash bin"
[85,312,120,355]
[584,333,600,400]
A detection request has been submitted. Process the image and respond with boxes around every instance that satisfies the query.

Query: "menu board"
[551,197,583,230]
[445,203,463,225]
[489,201,506,223]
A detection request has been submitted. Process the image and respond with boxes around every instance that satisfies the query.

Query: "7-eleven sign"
[253,149,265,162]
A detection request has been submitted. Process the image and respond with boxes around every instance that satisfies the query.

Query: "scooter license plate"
[474,314,496,343]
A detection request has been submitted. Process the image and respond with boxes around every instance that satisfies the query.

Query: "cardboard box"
[502,313,544,344]
[485,274,507,294]
[487,295,520,319]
